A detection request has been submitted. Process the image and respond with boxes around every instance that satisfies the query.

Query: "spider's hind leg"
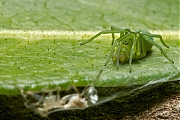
[146,34,169,48]
[142,35,174,63]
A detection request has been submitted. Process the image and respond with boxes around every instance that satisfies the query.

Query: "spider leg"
[104,40,117,66]
[35,87,53,109]
[140,34,147,57]
[48,87,61,99]
[144,34,169,48]
[111,26,124,45]
[135,34,142,59]
[111,26,115,45]
[134,33,147,59]
[129,34,139,73]
[19,88,47,115]
[45,87,61,112]
[92,69,103,86]
[19,88,30,102]
[34,93,45,107]
[19,88,43,107]
[111,26,123,69]
[46,87,61,103]
[66,85,80,94]
[80,30,126,45]
[56,87,61,101]
[21,92,35,109]
[116,41,121,69]
[72,85,80,94]
[82,69,102,99]
[105,32,133,66]
[142,36,174,63]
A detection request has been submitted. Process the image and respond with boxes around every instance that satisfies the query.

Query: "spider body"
[20,70,102,117]
[20,86,98,117]
[80,26,174,72]
[112,30,153,64]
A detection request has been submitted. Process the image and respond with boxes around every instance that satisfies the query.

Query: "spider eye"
[122,40,128,45]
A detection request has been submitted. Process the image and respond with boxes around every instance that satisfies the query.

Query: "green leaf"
[0,30,179,95]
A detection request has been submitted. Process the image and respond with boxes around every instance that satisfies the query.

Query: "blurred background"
[0,0,179,30]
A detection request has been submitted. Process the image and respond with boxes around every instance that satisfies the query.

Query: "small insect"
[80,26,174,72]
[20,69,102,117]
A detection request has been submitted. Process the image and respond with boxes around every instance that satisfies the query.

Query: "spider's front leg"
[111,26,122,45]
[104,40,117,66]
[105,32,134,70]
[80,30,127,45]
[110,26,130,45]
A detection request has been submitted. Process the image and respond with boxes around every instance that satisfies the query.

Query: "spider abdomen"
[112,30,154,64]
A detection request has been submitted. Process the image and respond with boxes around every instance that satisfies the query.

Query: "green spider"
[80,26,174,73]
